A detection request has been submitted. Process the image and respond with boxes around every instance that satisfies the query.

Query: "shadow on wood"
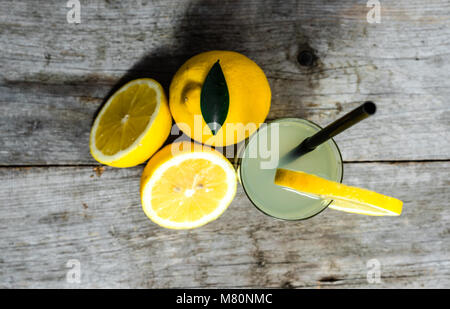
[93,0,276,146]
[92,0,348,147]
[93,0,246,122]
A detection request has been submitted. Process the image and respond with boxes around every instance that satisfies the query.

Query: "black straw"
[281,102,376,163]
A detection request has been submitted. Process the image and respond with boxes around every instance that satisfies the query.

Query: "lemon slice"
[141,142,237,229]
[90,78,172,167]
[274,169,402,216]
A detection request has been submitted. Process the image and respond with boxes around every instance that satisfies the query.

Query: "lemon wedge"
[141,142,237,229]
[90,78,172,167]
[274,169,402,216]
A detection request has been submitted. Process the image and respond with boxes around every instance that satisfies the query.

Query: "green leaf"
[200,60,229,135]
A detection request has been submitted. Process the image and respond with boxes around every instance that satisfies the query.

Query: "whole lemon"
[169,51,271,147]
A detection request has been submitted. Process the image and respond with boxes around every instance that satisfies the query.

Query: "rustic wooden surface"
[0,0,449,288]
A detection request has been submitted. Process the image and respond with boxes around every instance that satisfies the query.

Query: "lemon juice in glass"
[238,102,376,220]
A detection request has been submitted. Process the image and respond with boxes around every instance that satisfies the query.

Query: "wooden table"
[1,0,449,288]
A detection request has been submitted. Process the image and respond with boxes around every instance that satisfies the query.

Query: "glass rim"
[239,117,344,221]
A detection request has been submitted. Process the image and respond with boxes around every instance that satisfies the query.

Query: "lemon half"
[141,142,237,229]
[90,78,172,167]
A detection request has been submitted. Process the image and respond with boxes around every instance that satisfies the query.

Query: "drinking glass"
[238,118,343,220]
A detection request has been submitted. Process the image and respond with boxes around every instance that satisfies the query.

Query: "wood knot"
[297,49,317,67]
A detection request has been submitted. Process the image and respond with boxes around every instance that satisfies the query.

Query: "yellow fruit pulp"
[90,79,172,167]
[141,142,237,229]
[274,169,403,216]
[151,158,229,222]
[95,83,157,155]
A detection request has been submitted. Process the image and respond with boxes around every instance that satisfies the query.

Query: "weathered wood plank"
[1,0,449,164]
[0,162,448,288]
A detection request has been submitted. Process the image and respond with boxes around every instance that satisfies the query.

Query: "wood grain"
[0,0,449,164]
[1,0,449,289]
[0,162,448,288]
